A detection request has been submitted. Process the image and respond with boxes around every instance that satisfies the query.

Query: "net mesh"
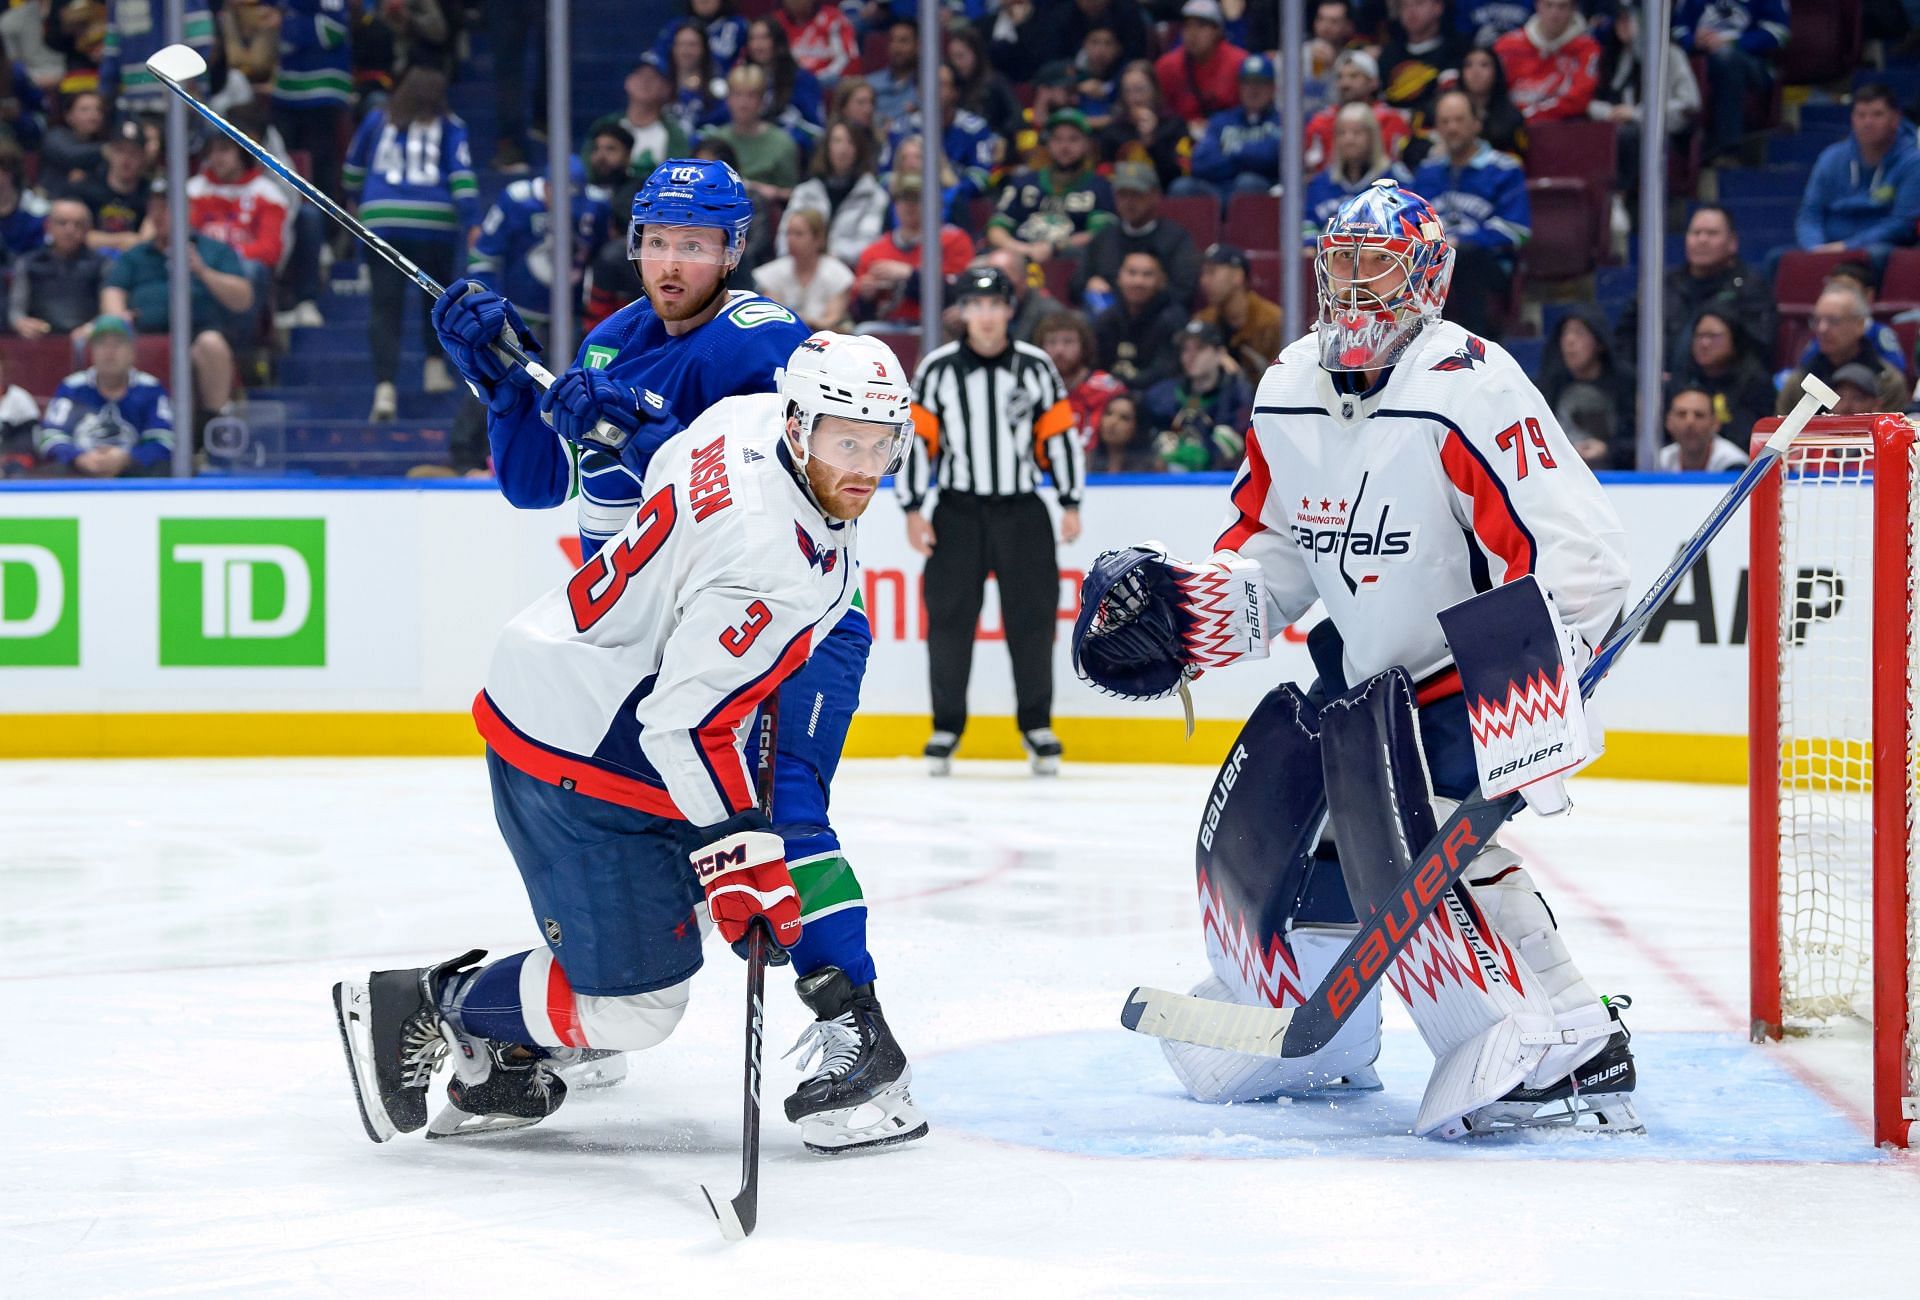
[1774,438,1877,1021]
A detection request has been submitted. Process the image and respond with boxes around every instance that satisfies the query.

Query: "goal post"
[1748,411,1918,1150]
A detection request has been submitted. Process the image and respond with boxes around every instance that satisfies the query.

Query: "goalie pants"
[924,491,1059,735]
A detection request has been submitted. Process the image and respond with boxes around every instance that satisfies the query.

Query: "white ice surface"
[4,759,1916,1298]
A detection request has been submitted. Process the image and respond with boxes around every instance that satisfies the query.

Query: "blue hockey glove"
[538,365,680,462]
[430,281,539,411]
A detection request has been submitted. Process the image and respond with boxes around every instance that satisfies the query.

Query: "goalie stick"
[701,696,780,1241]
[1123,375,1840,1060]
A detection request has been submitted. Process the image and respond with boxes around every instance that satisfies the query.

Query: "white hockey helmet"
[779,331,915,476]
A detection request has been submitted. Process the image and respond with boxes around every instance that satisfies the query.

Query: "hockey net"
[1749,412,1918,1148]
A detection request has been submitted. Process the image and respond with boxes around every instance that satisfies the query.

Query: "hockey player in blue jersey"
[427,158,925,1154]
[466,155,615,340]
[36,315,174,475]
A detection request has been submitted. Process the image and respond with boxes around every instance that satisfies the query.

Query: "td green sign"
[0,518,79,666]
[159,518,326,666]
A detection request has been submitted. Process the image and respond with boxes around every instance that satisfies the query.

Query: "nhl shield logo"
[544,917,563,945]
[1340,397,1356,420]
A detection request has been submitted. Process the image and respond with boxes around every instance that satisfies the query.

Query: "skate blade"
[552,1053,628,1091]
[332,980,398,1144]
[425,1104,547,1140]
[1443,1090,1645,1140]
[795,1077,929,1155]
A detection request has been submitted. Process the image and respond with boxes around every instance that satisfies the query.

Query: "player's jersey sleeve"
[128,381,174,469]
[34,378,85,463]
[1212,428,1319,624]
[1433,363,1630,654]
[633,529,840,831]
[466,188,522,293]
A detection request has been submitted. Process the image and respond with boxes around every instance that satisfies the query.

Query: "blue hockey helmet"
[627,157,753,262]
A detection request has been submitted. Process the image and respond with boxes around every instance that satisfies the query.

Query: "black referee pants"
[925,491,1059,736]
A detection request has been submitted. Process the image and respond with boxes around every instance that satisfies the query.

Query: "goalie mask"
[1315,179,1453,373]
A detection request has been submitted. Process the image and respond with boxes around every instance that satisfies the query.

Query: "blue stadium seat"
[1504,335,1544,378]
[1716,167,1812,204]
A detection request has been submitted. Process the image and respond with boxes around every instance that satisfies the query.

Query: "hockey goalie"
[1074,180,1644,1140]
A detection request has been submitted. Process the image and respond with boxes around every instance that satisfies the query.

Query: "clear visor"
[627,224,736,265]
[801,415,912,478]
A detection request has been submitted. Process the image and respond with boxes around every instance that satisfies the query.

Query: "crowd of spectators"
[3,0,1920,480]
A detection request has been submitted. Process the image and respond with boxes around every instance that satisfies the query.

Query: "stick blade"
[1119,985,1295,1057]
[702,1183,753,1241]
[145,43,208,84]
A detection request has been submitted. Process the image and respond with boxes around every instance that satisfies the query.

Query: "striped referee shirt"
[897,338,1087,512]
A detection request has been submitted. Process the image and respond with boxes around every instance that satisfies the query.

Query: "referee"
[899,265,1087,776]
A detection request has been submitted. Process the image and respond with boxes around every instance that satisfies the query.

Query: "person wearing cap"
[987,108,1116,267]
[1194,242,1284,382]
[1778,281,1908,419]
[101,180,250,421]
[1092,249,1187,390]
[1076,160,1200,310]
[1493,0,1602,124]
[75,117,150,253]
[1013,61,1081,172]
[1142,318,1252,472]
[1829,363,1892,418]
[594,55,691,177]
[1407,89,1530,339]
[33,315,173,477]
[884,63,998,206]
[10,197,105,340]
[1154,0,1248,128]
[969,247,1068,346]
[1378,0,1471,132]
[1180,53,1282,204]
[1303,49,1412,172]
[898,264,1086,778]
[1656,386,1749,472]
[851,169,975,326]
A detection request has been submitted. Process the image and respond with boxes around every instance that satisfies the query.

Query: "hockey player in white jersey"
[1075,178,1642,1139]
[331,332,923,1143]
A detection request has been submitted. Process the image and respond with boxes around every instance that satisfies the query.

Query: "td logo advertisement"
[159,518,327,667]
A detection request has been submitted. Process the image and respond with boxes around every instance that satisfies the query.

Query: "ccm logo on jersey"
[1198,743,1250,851]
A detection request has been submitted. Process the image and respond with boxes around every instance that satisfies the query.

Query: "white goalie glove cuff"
[1147,541,1270,671]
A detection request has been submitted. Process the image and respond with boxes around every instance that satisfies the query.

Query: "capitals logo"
[795,521,838,574]
[1288,471,1418,593]
[1430,336,1487,372]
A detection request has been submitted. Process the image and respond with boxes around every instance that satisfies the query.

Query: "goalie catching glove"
[1071,544,1269,702]
[690,814,803,962]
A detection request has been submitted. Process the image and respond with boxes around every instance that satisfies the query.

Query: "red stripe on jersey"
[545,958,588,1048]
[1438,430,1537,583]
[1215,433,1273,553]
[695,630,817,814]
[472,691,686,819]
[1415,666,1462,705]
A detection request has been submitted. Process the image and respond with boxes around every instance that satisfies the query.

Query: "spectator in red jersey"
[1036,308,1127,454]
[1154,0,1247,130]
[775,0,857,87]
[852,170,975,327]
[185,133,289,341]
[1303,50,1412,172]
[1494,0,1601,123]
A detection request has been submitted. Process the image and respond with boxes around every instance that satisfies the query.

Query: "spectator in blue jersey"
[1408,90,1530,340]
[100,0,214,115]
[1142,319,1251,472]
[343,64,478,423]
[865,18,919,124]
[469,156,614,345]
[272,0,353,217]
[1453,0,1532,46]
[1673,0,1787,162]
[1179,55,1281,205]
[596,54,691,179]
[101,180,249,419]
[741,16,825,159]
[665,21,722,138]
[1795,84,1920,266]
[886,63,999,209]
[0,139,47,255]
[654,0,748,76]
[35,314,172,476]
[1304,103,1400,244]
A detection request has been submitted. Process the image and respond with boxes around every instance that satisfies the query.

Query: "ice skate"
[547,1047,628,1090]
[1442,997,1644,1140]
[332,949,484,1143]
[783,967,928,1155]
[1022,727,1063,776]
[924,730,958,776]
[427,1032,569,1139]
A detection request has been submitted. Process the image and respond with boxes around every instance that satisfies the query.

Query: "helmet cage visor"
[1315,233,1441,371]
[793,409,912,477]
[627,222,740,265]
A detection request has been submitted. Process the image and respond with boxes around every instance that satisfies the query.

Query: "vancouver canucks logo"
[795,521,837,574]
[1430,336,1487,372]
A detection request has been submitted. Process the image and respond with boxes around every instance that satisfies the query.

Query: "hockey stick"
[1123,375,1840,1059]
[701,695,780,1241]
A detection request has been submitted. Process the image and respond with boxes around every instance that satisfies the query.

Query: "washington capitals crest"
[795,521,838,574]
[1430,336,1487,372]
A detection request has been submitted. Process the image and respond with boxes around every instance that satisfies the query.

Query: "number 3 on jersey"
[1495,417,1558,480]
[568,487,677,632]
[719,600,772,657]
